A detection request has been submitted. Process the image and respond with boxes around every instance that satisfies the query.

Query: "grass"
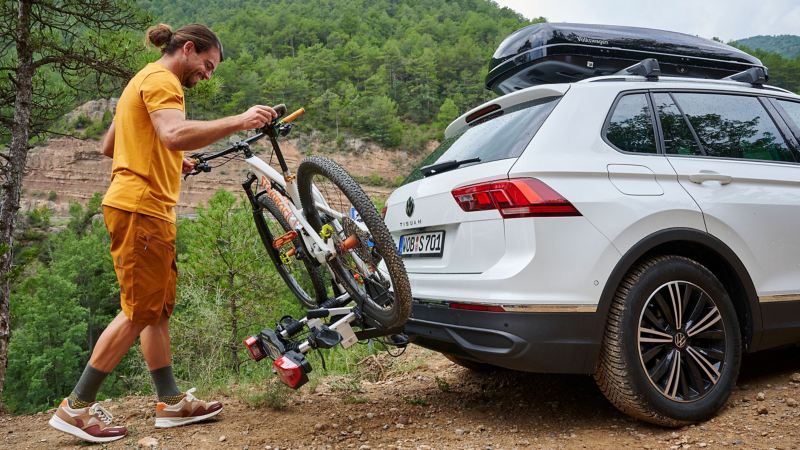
[404,397,429,406]
[236,380,295,410]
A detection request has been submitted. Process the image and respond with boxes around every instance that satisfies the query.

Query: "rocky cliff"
[21,134,411,217]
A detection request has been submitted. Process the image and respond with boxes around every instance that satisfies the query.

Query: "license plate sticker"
[398,230,445,258]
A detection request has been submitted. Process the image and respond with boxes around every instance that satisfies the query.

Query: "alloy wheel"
[637,281,727,402]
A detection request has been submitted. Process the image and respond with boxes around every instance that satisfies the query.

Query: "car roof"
[445,76,800,138]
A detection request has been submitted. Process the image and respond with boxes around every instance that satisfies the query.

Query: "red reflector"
[381,206,387,219]
[273,356,305,388]
[449,303,505,312]
[243,336,266,362]
[451,178,580,218]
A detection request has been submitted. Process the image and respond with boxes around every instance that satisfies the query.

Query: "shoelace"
[184,387,198,403]
[89,403,113,425]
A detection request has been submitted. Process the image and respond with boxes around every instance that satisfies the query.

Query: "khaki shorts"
[103,206,177,325]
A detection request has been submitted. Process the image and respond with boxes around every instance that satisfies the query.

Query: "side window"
[605,93,657,154]
[777,100,800,132]
[652,93,703,156]
[672,93,794,162]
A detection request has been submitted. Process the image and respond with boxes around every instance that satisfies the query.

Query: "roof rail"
[723,66,769,87]
[616,58,661,80]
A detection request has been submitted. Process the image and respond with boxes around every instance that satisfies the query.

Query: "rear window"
[605,93,657,154]
[402,96,560,185]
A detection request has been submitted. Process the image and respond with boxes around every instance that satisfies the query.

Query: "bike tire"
[297,155,411,330]
[253,194,329,309]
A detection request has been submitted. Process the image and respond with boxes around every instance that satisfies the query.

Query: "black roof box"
[487,23,766,94]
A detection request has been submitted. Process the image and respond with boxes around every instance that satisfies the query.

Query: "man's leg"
[67,311,147,407]
[140,314,182,403]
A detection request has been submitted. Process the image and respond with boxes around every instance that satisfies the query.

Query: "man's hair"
[145,23,224,61]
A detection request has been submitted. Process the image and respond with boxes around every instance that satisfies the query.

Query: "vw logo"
[405,197,415,217]
[673,332,688,349]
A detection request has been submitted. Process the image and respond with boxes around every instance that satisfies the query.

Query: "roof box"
[486,23,766,94]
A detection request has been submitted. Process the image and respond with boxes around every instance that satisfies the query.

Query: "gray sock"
[150,365,181,402]
[69,364,109,407]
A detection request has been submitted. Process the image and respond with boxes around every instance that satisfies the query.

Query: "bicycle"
[185,105,412,388]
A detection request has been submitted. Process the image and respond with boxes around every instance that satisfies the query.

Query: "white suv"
[384,74,800,425]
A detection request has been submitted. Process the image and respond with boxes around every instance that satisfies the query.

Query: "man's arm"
[102,121,115,158]
[150,105,277,151]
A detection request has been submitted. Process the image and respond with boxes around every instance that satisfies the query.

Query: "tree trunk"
[228,271,240,374]
[0,0,34,395]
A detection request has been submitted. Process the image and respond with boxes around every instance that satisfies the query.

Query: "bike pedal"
[273,230,298,249]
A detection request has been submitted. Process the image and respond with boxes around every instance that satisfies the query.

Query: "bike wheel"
[253,193,331,309]
[297,155,411,330]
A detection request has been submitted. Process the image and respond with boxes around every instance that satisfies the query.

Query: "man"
[48,23,277,443]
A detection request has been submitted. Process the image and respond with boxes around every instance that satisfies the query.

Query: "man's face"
[180,41,220,88]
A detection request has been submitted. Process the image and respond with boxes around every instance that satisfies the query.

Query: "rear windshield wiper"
[421,157,481,177]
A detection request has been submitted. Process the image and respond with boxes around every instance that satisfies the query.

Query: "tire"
[594,255,741,426]
[297,155,411,330]
[253,194,329,309]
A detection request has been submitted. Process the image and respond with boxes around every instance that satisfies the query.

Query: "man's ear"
[182,40,195,55]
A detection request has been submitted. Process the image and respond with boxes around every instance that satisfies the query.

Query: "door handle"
[688,171,732,185]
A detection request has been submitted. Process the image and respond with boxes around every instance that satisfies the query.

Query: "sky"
[494,0,800,42]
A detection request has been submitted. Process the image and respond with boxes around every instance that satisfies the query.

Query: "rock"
[358,446,371,450]
[314,423,327,431]
[786,398,798,407]
[455,429,466,436]
[395,423,405,429]
[366,413,375,419]
[790,373,800,383]
[138,437,159,448]
[757,405,769,415]
[698,444,708,448]
[756,392,766,401]
[219,435,227,442]
[397,416,410,425]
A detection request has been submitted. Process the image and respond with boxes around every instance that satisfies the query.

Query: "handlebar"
[184,103,303,179]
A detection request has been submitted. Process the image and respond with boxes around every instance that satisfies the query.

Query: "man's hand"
[182,157,196,174]
[238,105,278,131]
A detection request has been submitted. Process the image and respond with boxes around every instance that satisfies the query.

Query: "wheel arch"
[595,228,763,358]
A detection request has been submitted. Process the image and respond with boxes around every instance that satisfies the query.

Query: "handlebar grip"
[282,108,305,124]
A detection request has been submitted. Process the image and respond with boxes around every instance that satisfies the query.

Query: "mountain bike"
[185,105,411,388]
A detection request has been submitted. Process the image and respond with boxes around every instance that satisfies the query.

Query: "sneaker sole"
[154,407,223,428]
[48,414,126,443]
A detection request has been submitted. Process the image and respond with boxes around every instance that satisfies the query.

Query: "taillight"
[243,335,267,362]
[381,205,387,219]
[451,178,580,218]
[272,351,311,389]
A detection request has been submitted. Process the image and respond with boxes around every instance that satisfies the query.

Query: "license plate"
[398,230,445,257]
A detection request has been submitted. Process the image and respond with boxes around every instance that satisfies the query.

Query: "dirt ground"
[2,345,799,450]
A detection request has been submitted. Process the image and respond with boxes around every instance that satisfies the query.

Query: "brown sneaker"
[48,398,127,443]
[154,388,223,428]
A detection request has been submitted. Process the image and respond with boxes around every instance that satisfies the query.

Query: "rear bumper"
[405,301,604,374]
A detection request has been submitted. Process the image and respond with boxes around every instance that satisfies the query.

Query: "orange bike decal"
[265,184,300,230]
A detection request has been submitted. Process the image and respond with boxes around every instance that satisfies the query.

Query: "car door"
[654,91,800,347]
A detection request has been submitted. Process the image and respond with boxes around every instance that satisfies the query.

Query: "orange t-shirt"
[103,63,185,223]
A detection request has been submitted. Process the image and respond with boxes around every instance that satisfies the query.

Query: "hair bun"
[145,23,174,49]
